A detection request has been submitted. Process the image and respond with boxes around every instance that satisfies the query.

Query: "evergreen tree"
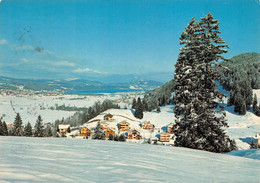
[34,115,44,137]
[108,133,114,141]
[174,13,236,153]
[0,117,3,135]
[142,99,149,112]
[2,121,8,136]
[92,122,105,140]
[45,126,53,137]
[227,90,234,107]
[134,97,144,119]
[253,94,258,113]
[24,122,33,137]
[114,135,119,141]
[12,113,23,136]
[132,98,137,109]
[249,138,258,149]
[67,127,71,133]
[118,134,126,141]
[256,103,260,117]
[156,107,161,113]
[234,93,246,115]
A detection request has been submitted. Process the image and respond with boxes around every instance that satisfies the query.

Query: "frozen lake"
[0,136,259,182]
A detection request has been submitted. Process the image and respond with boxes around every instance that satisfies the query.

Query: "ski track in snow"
[0,136,259,183]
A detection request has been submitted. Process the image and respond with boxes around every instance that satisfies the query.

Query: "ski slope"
[0,136,259,183]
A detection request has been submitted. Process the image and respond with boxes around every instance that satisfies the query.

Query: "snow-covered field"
[0,93,133,125]
[0,136,259,183]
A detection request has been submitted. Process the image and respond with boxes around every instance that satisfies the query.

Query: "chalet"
[256,134,260,146]
[105,129,115,138]
[167,123,177,134]
[80,127,91,137]
[58,124,70,134]
[127,129,141,140]
[140,121,154,130]
[100,122,109,130]
[6,123,13,129]
[118,121,130,131]
[104,113,113,121]
[159,132,171,142]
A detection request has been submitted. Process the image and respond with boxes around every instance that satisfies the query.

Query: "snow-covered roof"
[58,124,70,129]
[125,129,140,135]
[117,120,129,126]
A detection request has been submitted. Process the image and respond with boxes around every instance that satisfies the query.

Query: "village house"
[167,123,177,134]
[105,129,115,138]
[100,122,109,130]
[79,127,91,137]
[159,132,171,142]
[58,124,70,134]
[6,123,13,130]
[118,121,130,131]
[104,113,113,121]
[256,134,260,146]
[140,121,154,130]
[127,129,141,140]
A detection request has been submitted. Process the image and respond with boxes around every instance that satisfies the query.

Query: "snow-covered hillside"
[1,89,259,149]
[83,101,260,149]
[0,93,133,125]
[0,136,259,183]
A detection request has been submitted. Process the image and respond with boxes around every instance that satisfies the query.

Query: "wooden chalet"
[256,134,260,146]
[79,127,91,137]
[127,130,141,140]
[105,129,115,138]
[118,121,130,131]
[167,123,177,134]
[58,124,70,134]
[6,123,13,129]
[160,132,170,142]
[140,121,154,130]
[100,122,109,130]
[104,113,113,121]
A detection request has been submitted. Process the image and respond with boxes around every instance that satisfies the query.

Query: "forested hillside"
[139,53,260,112]
[142,79,175,111]
[218,52,260,90]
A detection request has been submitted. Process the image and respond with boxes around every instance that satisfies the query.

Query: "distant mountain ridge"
[0,76,163,92]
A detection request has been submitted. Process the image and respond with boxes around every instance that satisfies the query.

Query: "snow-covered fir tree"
[118,134,126,141]
[12,113,23,136]
[34,115,44,137]
[174,13,236,153]
[0,118,8,136]
[132,98,137,109]
[108,133,114,140]
[0,117,4,135]
[134,97,144,119]
[253,94,258,113]
[2,121,8,136]
[45,126,53,137]
[24,122,33,137]
[249,139,258,149]
[92,122,105,140]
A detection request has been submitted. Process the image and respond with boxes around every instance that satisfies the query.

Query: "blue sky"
[0,0,259,82]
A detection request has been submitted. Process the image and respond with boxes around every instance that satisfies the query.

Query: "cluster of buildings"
[58,113,178,144]
[0,89,62,97]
